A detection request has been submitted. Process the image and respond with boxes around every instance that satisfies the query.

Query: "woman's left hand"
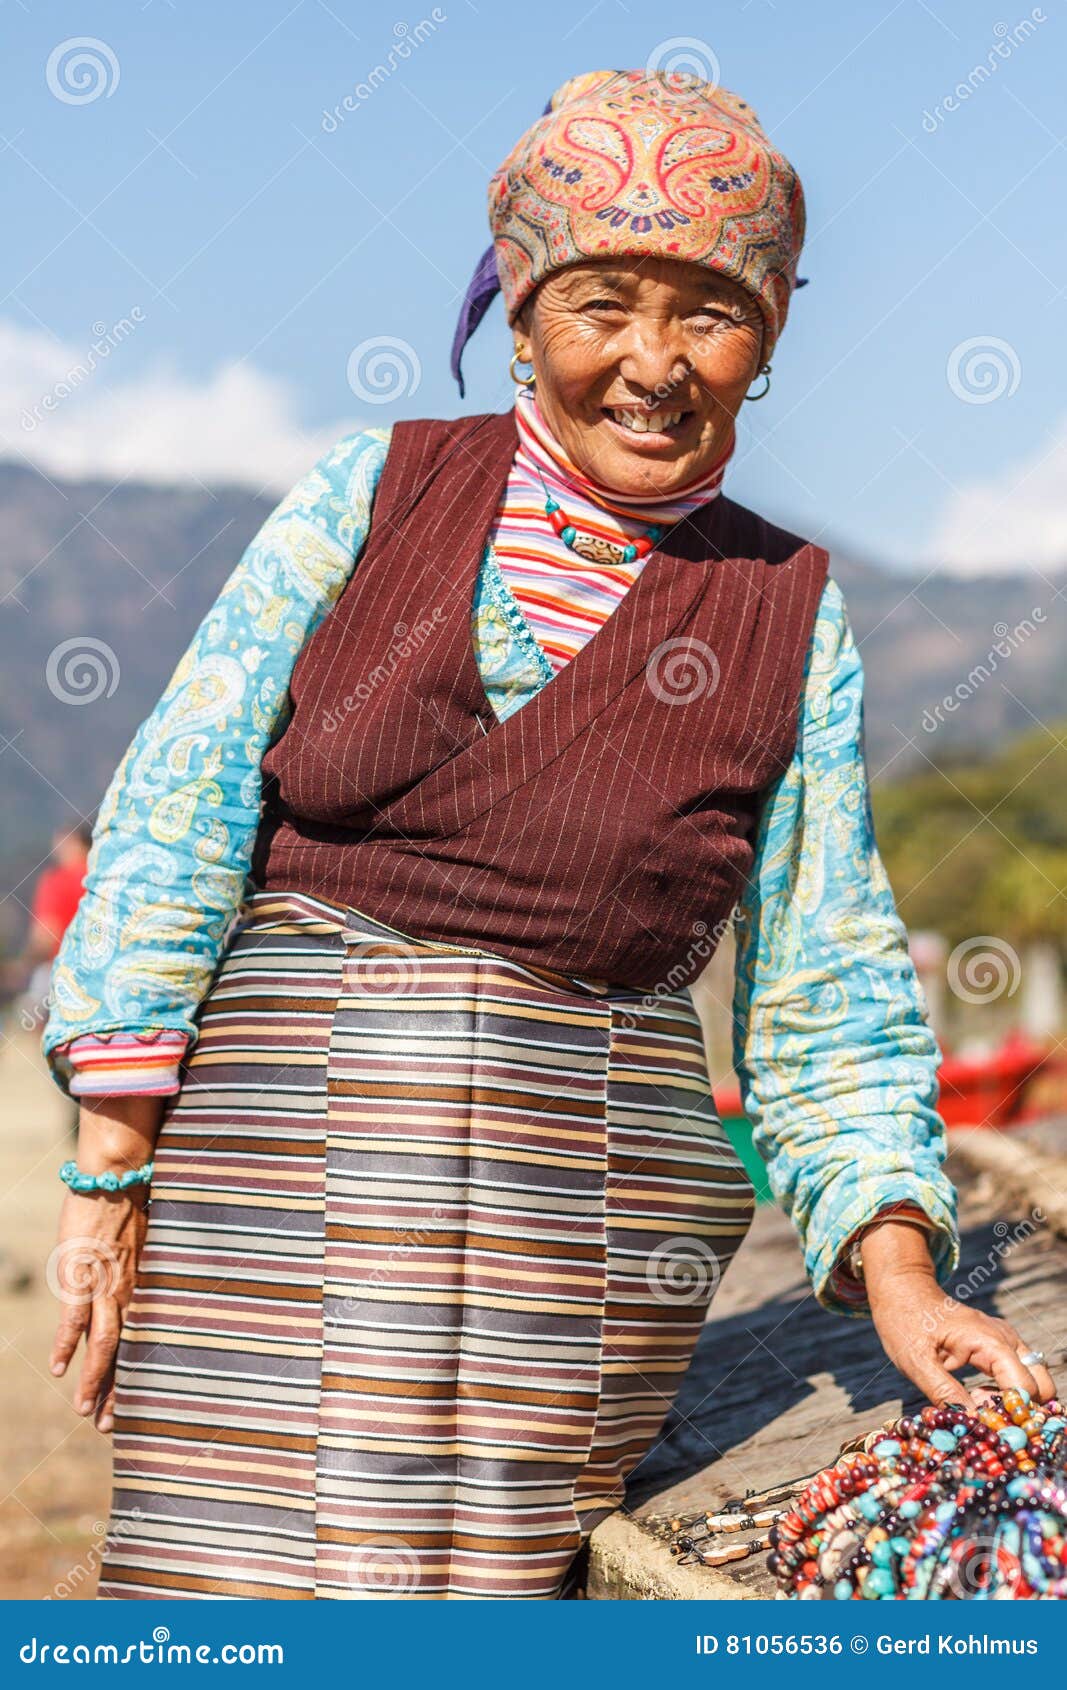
[862,1225,1057,1409]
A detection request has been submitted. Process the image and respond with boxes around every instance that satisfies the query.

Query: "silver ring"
[1019,1349,1046,1366]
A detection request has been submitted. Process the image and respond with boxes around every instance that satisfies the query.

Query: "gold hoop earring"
[509,349,536,387]
[744,362,772,401]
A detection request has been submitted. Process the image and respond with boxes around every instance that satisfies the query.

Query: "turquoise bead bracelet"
[58,1159,154,1194]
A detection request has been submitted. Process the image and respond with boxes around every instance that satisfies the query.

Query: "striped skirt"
[99,890,754,1600]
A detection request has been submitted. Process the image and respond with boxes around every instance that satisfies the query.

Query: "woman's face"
[515,256,765,497]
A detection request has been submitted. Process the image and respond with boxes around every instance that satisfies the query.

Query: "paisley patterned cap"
[450,69,807,394]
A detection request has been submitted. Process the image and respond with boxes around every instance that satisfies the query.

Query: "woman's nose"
[616,322,691,398]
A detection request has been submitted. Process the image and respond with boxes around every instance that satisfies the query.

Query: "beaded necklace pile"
[770,1390,1067,1599]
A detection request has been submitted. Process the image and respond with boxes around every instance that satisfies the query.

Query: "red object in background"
[938,1030,1063,1129]
[716,1030,1067,1134]
[29,861,87,957]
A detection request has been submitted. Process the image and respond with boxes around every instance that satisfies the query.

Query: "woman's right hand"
[49,1186,149,1433]
[48,1092,164,1434]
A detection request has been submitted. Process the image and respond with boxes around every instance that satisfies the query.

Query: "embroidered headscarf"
[451,68,808,395]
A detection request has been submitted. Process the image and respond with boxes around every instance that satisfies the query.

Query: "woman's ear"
[512,300,533,360]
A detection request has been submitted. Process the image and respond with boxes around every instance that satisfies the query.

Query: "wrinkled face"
[514,256,765,497]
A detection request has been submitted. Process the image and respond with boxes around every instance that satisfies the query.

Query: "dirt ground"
[0,1027,114,1598]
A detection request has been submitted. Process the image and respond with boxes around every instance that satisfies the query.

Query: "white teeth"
[610,408,681,433]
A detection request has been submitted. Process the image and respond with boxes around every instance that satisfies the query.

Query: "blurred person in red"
[4,822,92,1031]
[0,823,92,1216]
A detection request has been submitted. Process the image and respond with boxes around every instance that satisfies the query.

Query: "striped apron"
[99,890,754,1599]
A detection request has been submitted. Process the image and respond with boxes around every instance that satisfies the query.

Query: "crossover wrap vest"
[250,409,830,992]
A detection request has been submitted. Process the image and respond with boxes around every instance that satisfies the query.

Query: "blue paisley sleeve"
[731,576,960,1316]
[41,427,392,1097]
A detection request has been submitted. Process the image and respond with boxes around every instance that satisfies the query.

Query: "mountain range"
[1,457,1062,937]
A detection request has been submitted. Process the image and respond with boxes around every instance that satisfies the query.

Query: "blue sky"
[3,0,1066,574]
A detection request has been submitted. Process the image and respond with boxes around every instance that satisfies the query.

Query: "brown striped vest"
[250,410,829,991]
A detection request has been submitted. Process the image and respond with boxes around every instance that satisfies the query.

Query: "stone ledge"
[587,1512,771,1601]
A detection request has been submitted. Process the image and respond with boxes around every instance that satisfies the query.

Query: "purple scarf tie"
[450,242,506,399]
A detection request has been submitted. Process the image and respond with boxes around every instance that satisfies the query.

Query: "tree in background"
[872,722,1067,956]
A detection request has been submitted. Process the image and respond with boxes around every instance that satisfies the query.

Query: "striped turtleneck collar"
[488,389,736,675]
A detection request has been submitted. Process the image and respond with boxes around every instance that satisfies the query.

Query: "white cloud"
[925,413,1067,575]
[0,318,362,494]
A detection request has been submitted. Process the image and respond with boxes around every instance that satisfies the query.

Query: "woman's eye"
[585,297,625,312]
[691,309,749,337]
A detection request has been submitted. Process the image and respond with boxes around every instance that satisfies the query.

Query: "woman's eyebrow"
[684,278,747,301]
[565,268,631,293]
[688,287,760,315]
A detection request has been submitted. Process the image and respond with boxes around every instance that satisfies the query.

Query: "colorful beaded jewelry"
[768,1391,1067,1600]
[542,492,665,568]
[59,1159,154,1194]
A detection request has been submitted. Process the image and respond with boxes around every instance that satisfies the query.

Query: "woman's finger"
[76,1300,120,1416]
[1015,1346,1057,1405]
[971,1332,1043,1404]
[94,1383,116,1435]
[909,1350,978,1411]
[50,1303,89,1377]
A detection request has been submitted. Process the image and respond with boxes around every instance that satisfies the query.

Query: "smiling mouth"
[602,406,692,436]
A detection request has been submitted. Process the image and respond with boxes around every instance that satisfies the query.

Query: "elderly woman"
[43,69,1054,1602]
